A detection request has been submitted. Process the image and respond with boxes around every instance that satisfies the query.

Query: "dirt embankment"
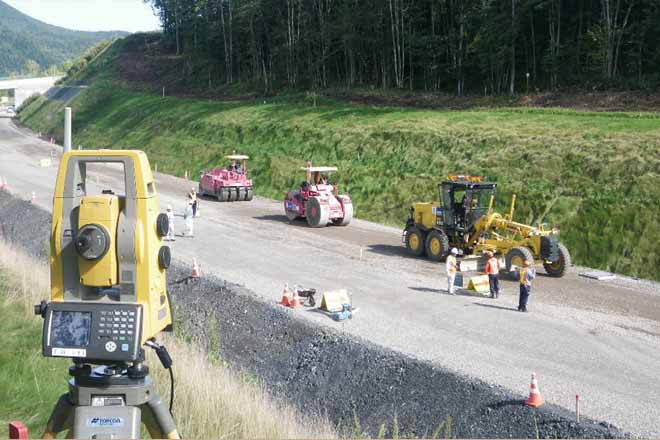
[0,190,626,438]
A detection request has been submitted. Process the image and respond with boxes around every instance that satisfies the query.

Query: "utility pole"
[64,107,72,153]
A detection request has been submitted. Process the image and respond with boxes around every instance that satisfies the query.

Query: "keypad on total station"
[98,309,136,342]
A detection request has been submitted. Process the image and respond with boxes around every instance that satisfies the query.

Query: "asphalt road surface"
[1,118,659,436]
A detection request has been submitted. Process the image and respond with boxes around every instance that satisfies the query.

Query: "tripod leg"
[141,404,164,439]
[42,394,74,439]
[141,393,180,439]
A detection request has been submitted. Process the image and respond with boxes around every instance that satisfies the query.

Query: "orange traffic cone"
[280,283,291,307]
[191,258,201,279]
[525,372,545,407]
[290,288,302,309]
[30,192,37,204]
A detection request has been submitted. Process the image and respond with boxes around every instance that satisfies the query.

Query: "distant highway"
[0,76,60,108]
[1,118,660,436]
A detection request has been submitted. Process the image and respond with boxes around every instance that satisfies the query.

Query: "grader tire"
[505,246,535,280]
[405,227,426,257]
[425,230,449,262]
[306,197,330,228]
[543,243,571,277]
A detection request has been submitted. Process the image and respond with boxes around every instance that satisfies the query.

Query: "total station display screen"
[50,311,92,347]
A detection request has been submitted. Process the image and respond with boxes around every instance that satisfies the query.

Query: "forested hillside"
[147,0,660,94]
[0,0,126,77]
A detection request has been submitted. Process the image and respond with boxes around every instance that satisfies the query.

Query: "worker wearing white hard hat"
[189,187,200,218]
[165,205,176,241]
[446,248,460,295]
[184,196,195,237]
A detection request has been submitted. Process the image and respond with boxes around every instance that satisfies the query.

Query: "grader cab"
[403,175,571,277]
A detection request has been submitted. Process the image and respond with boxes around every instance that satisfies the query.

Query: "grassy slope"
[18,38,660,281]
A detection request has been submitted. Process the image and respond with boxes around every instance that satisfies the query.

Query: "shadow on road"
[472,302,519,312]
[409,286,441,293]
[253,214,347,229]
[252,214,310,227]
[409,286,478,298]
[368,243,419,259]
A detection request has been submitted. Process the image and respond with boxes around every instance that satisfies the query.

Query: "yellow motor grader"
[403,175,571,277]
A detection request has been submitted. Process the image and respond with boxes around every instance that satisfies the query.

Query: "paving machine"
[403,175,571,277]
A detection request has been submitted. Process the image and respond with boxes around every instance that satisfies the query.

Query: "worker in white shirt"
[184,197,195,237]
[165,205,176,241]
[446,247,459,295]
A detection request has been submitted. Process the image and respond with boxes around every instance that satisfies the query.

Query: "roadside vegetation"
[0,240,334,439]
[17,36,660,281]
[0,242,64,435]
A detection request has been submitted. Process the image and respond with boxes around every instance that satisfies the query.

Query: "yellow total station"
[76,195,120,287]
[50,150,173,343]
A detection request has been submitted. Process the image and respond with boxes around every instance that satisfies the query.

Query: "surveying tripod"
[43,362,180,439]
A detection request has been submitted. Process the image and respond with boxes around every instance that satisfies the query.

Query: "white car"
[6,108,15,116]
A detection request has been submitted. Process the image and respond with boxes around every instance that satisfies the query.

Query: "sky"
[4,0,161,33]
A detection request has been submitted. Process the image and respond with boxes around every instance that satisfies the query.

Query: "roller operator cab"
[403,175,571,278]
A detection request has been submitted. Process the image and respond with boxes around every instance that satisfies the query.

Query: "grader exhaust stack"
[507,194,516,221]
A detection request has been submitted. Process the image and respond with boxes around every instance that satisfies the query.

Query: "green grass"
[0,271,69,437]
[18,38,660,281]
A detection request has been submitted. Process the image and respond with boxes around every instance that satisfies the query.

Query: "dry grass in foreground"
[0,240,335,439]
[148,335,335,439]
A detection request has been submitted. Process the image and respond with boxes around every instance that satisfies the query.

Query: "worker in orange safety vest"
[485,251,501,299]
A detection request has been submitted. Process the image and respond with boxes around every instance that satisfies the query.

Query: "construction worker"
[518,259,537,312]
[446,248,459,295]
[189,187,199,217]
[165,205,176,241]
[183,197,195,237]
[485,251,500,298]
